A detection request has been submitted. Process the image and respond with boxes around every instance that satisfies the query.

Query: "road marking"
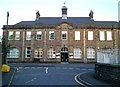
[63,68,67,69]
[37,67,42,69]
[18,67,23,69]
[31,67,35,69]
[25,78,36,84]
[88,69,94,71]
[45,67,48,74]
[69,68,73,69]
[74,72,88,87]
[81,69,86,70]
[24,67,29,69]
[76,68,80,70]
[8,68,17,87]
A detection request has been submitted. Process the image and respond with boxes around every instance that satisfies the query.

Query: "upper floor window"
[62,31,67,40]
[49,31,55,40]
[100,31,105,40]
[8,31,14,40]
[107,31,112,40]
[75,31,80,40]
[15,31,20,40]
[36,31,42,40]
[88,31,93,40]
[7,47,19,58]
[26,31,31,40]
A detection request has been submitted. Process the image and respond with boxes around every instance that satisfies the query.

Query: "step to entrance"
[61,62,69,64]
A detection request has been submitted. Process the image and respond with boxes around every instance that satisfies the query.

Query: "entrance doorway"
[61,47,69,62]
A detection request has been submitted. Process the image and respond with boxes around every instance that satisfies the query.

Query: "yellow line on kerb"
[74,72,88,87]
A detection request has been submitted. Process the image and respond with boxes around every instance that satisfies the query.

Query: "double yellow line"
[74,72,88,87]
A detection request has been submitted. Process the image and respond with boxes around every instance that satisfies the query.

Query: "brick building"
[2,5,120,63]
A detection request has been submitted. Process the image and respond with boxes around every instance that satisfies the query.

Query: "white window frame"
[8,31,14,40]
[26,47,31,58]
[87,48,95,59]
[7,47,19,58]
[36,31,42,40]
[88,31,93,40]
[15,31,20,40]
[75,31,80,40]
[62,31,67,40]
[107,31,112,40]
[74,48,82,59]
[34,48,43,58]
[49,31,55,40]
[26,31,31,40]
[100,31,105,40]
[48,48,56,58]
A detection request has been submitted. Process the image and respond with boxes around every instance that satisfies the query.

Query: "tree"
[2,37,10,64]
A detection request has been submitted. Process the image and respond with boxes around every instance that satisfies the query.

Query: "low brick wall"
[95,63,120,83]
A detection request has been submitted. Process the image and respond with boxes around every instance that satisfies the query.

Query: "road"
[9,63,95,87]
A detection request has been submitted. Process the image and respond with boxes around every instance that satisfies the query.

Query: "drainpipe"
[83,29,87,64]
[22,30,25,61]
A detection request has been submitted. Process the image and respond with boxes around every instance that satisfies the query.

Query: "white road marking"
[69,68,73,69]
[24,67,29,69]
[88,69,94,71]
[81,69,86,70]
[31,67,35,69]
[37,67,42,69]
[45,67,48,74]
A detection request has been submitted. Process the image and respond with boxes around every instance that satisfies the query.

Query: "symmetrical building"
[2,5,120,63]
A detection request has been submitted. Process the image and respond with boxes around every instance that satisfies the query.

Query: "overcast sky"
[0,0,119,37]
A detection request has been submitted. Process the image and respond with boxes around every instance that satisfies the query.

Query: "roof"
[15,17,119,25]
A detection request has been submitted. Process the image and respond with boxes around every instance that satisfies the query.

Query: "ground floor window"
[87,48,95,59]
[48,48,56,58]
[26,47,31,58]
[74,48,82,59]
[7,47,19,58]
[34,48,43,58]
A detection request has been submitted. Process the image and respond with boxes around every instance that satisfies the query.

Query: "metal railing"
[97,49,120,64]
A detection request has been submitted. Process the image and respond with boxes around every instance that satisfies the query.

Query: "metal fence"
[97,49,120,64]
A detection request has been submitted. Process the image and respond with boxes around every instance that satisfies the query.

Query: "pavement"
[2,67,16,87]
[77,71,120,87]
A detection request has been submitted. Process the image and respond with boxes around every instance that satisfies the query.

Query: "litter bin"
[1,64,10,72]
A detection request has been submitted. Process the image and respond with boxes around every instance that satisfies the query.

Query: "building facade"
[2,5,120,63]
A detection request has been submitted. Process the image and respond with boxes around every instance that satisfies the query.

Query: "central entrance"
[61,47,69,62]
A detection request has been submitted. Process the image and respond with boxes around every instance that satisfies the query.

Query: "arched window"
[7,47,19,58]
[48,48,56,58]
[34,48,43,58]
[74,48,82,59]
[87,48,95,59]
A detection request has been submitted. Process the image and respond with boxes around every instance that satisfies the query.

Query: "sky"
[0,0,120,37]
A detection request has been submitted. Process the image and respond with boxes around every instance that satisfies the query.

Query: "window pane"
[7,47,19,58]
[15,31,20,40]
[8,31,14,40]
[74,48,82,59]
[36,31,42,40]
[48,48,56,58]
[107,31,112,40]
[26,31,31,40]
[88,31,93,40]
[62,31,67,40]
[26,47,31,58]
[87,48,95,59]
[75,31,80,40]
[49,31,54,40]
[34,48,43,58]
[100,31,105,40]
